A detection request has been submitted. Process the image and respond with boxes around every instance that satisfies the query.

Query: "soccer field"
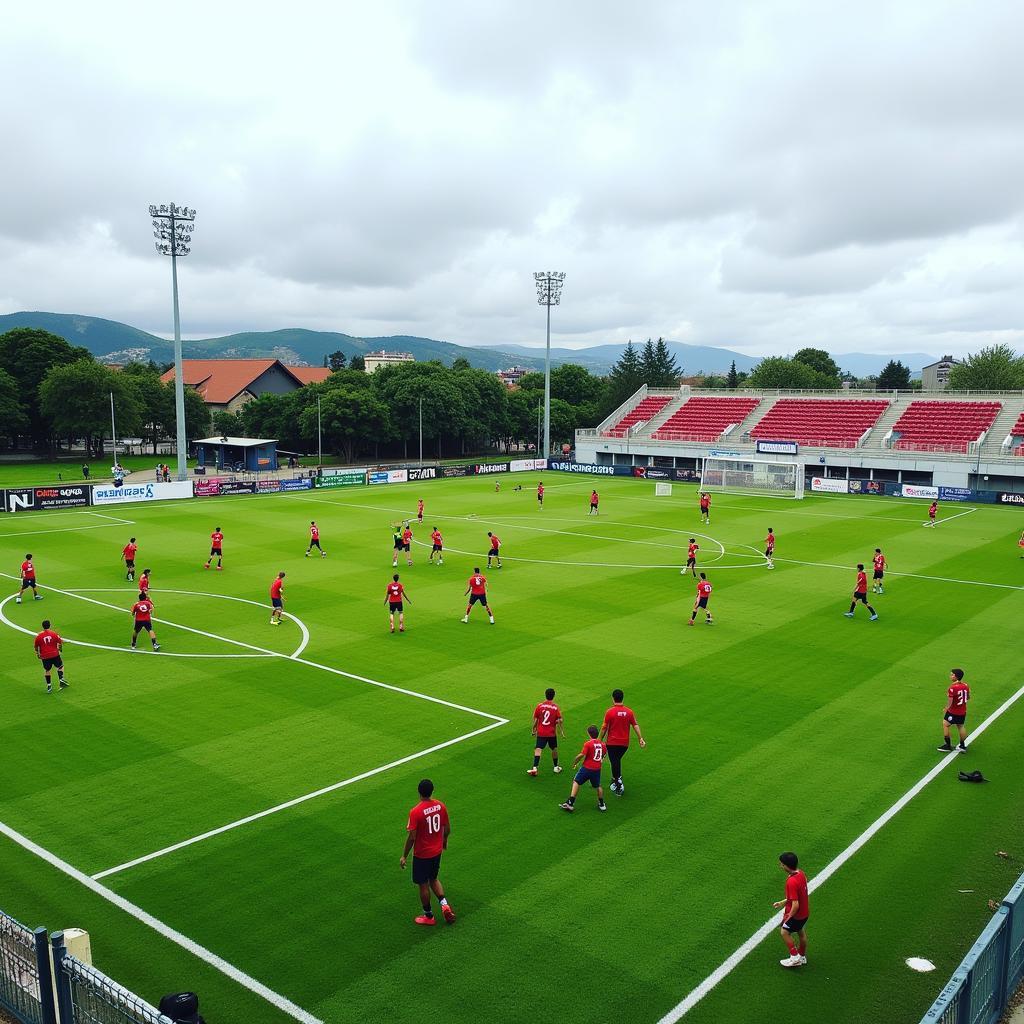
[1,475,1022,1024]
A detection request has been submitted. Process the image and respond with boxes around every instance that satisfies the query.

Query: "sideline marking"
[655,681,1024,1022]
[772,558,1023,592]
[932,507,978,525]
[92,718,507,880]
[0,819,324,1024]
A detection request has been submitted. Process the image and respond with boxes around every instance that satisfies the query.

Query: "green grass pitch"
[1,475,1022,1024]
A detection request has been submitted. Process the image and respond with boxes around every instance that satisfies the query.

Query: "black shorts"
[125,560,135,569]
[210,547,222,556]
[389,602,403,613]
[431,544,443,552]
[590,502,598,509]
[488,548,500,558]
[412,854,441,885]
[310,539,322,548]
[700,506,709,514]
[696,597,709,609]
[21,578,36,590]
[944,712,966,726]
[783,916,808,934]
[271,598,283,609]
[686,557,696,567]
[469,593,487,605]
[402,542,411,552]
[394,540,403,550]
[853,591,868,603]
[133,619,152,634]
[536,735,557,749]
[766,548,774,558]
[41,656,63,671]
[873,570,883,579]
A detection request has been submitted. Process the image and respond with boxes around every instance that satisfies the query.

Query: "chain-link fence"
[0,912,47,1024]
[54,948,173,1024]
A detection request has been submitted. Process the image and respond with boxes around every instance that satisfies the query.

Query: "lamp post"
[149,203,196,481]
[317,393,323,470]
[534,271,565,458]
[419,396,424,466]
[109,391,118,464]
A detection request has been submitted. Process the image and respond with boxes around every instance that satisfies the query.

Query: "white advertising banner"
[810,476,849,494]
[509,458,548,472]
[92,481,194,506]
[902,484,939,500]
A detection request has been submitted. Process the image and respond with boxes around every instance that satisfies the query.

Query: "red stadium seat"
[651,397,761,442]
[748,399,888,448]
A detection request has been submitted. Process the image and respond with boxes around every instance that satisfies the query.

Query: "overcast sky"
[2,0,1023,357]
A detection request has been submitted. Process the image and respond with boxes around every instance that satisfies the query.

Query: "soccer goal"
[699,456,804,499]
[655,482,673,496]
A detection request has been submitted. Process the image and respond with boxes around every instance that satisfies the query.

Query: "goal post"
[699,456,804,499]
[654,482,673,496]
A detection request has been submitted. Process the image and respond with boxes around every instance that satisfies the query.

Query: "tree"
[726,360,739,389]
[603,341,644,414]
[211,410,244,436]
[299,385,391,463]
[121,363,171,454]
[947,345,1024,390]
[452,356,472,372]
[550,364,605,407]
[371,362,467,459]
[792,347,841,384]
[328,350,347,372]
[349,354,366,372]
[652,338,681,386]
[747,356,825,390]
[875,360,911,390]
[640,339,658,385]
[701,375,729,389]
[0,368,28,449]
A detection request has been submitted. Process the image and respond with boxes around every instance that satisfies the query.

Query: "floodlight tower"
[149,203,197,481]
[533,271,565,457]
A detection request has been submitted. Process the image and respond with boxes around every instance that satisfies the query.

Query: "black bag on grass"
[159,991,206,1023]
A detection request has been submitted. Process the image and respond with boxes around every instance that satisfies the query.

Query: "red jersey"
[386,581,405,604]
[431,530,443,546]
[406,799,449,858]
[211,531,224,549]
[581,738,606,771]
[602,705,637,747]
[946,682,970,715]
[34,629,61,659]
[533,701,561,738]
[687,542,699,559]
[929,503,937,519]
[697,580,712,600]
[537,485,544,496]
[591,491,599,504]
[122,542,137,561]
[873,553,885,572]
[489,534,501,550]
[468,574,487,595]
[270,578,284,600]
[402,528,413,544]
[131,599,154,622]
[700,494,711,509]
[21,559,35,580]
[855,570,868,593]
[765,534,775,551]
[417,501,424,513]
[138,574,150,594]
[310,524,319,540]
[783,870,809,922]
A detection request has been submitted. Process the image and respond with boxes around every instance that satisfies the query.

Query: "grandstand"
[651,396,761,442]
[748,398,889,448]
[600,393,673,437]
[888,400,1002,453]
[1011,411,1024,456]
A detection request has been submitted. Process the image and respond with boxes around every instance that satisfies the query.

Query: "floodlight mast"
[533,271,565,458]
[149,203,196,481]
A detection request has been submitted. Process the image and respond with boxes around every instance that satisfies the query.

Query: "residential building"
[160,359,331,413]
[497,366,530,387]
[921,356,959,390]
[364,350,414,373]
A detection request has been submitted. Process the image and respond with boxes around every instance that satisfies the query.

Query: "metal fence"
[0,912,53,1024]
[54,946,172,1024]
[921,870,1024,1023]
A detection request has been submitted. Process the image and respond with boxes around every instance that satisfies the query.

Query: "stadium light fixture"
[534,271,565,458]
[149,203,197,481]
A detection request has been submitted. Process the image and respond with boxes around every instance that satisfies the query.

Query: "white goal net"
[699,456,804,499]
[655,482,673,496]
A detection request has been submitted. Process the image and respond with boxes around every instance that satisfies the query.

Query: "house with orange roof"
[160,359,331,413]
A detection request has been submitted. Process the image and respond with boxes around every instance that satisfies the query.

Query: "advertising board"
[406,466,438,481]
[257,480,281,493]
[509,458,547,473]
[755,440,799,455]
[441,465,470,478]
[547,461,616,475]
[279,478,314,492]
[316,472,366,489]
[473,462,509,475]
[938,487,973,502]
[369,469,408,485]
[901,484,939,500]
[92,481,193,506]
[997,492,1024,507]
[5,486,91,512]
[810,477,849,494]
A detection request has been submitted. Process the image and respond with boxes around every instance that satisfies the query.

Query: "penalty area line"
[655,680,1024,1023]
[0,819,324,1024]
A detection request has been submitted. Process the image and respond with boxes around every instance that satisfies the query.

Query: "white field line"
[933,507,978,525]
[772,557,1023,592]
[0,523,134,539]
[657,680,1024,1022]
[92,718,507,881]
[79,512,135,524]
[0,819,324,1024]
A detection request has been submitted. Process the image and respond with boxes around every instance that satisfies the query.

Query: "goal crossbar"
[699,456,804,499]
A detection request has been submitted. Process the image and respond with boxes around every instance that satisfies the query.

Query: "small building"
[161,359,331,413]
[195,436,278,473]
[364,349,414,373]
[497,366,530,387]
[921,356,960,390]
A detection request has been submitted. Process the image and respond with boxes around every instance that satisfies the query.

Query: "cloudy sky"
[2,0,1023,357]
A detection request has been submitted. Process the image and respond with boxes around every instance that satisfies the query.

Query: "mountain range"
[0,311,936,378]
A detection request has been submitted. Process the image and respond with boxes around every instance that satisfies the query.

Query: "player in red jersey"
[400,525,414,566]
[528,687,565,776]
[130,593,160,651]
[400,778,455,926]
[681,539,699,577]
[122,537,138,582]
[699,491,711,524]
[1019,530,1024,557]
[764,528,775,569]
[537,482,544,508]
[937,668,970,753]
[138,569,152,596]
[34,619,67,692]
[926,500,938,527]
[689,572,713,625]
[599,689,646,795]
[774,851,809,968]
[385,574,410,633]
[269,572,286,625]
[204,527,224,570]
[589,490,599,515]
[559,726,607,812]
[306,520,326,558]
[15,554,41,603]
[871,548,887,594]
[486,531,502,569]
[843,564,878,620]
[416,499,424,523]
[462,568,494,624]
[428,527,444,565]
